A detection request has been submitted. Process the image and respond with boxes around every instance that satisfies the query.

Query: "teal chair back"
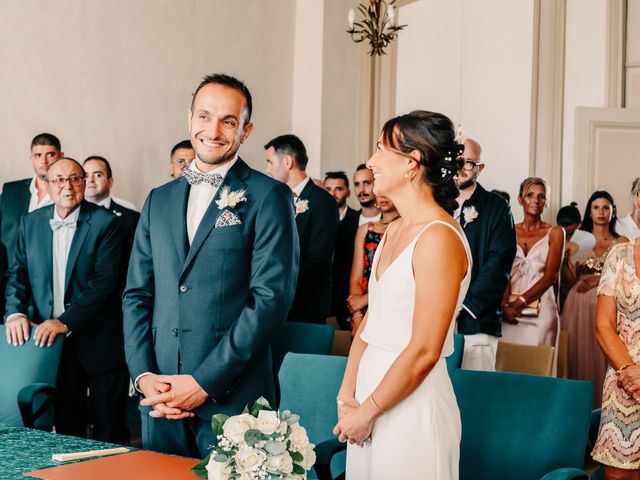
[279,353,347,479]
[0,326,63,428]
[452,369,593,480]
[273,322,335,372]
[446,334,464,375]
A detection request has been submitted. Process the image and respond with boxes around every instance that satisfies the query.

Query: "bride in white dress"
[333,111,471,480]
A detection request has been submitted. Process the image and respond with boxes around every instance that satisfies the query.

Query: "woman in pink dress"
[502,177,564,354]
[561,191,629,406]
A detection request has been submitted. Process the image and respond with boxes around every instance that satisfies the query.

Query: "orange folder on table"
[25,450,200,480]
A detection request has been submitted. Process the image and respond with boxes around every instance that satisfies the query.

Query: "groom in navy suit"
[123,74,299,457]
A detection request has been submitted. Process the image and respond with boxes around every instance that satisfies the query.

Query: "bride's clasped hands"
[333,392,381,446]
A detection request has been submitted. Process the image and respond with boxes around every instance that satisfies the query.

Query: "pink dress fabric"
[502,232,561,350]
[561,244,618,406]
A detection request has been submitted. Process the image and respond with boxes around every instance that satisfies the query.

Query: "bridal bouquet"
[192,397,316,480]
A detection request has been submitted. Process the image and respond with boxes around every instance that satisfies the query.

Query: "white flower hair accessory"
[295,199,309,215]
[216,187,247,210]
[455,124,467,144]
[462,205,479,227]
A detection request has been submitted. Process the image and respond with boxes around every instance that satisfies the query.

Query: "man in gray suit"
[123,74,299,457]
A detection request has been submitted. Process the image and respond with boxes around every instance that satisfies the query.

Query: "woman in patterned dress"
[347,196,399,333]
[561,191,629,405]
[592,237,640,479]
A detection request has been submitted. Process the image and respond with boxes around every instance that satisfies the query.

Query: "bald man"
[454,139,516,371]
[4,158,128,443]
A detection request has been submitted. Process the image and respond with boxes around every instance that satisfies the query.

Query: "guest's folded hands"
[34,319,69,347]
[5,315,32,346]
[617,366,640,401]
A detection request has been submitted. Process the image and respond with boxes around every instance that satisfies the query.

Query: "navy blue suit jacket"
[4,201,125,374]
[123,159,299,420]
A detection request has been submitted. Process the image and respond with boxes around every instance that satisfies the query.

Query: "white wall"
[0,0,296,208]
[561,0,608,207]
[396,0,535,220]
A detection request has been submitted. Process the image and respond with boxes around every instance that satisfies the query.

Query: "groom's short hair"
[191,73,253,126]
[264,134,309,171]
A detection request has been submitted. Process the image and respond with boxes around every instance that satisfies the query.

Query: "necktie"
[49,218,77,231]
[182,168,224,188]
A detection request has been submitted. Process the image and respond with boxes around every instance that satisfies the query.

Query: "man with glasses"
[169,140,195,178]
[454,138,516,371]
[4,158,128,443]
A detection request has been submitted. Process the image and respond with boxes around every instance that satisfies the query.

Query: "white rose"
[206,457,232,480]
[235,446,267,473]
[256,410,282,435]
[223,414,256,444]
[266,452,294,474]
[300,445,316,471]
[285,475,306,480]
[289,423,310,449]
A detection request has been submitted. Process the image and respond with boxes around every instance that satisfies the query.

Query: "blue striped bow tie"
[49,218,77,231]
[182,168,224,188]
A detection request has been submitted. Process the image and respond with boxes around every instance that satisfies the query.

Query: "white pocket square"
[215,209,242,228]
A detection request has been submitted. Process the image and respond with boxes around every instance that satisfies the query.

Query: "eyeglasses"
[460,158,483,171]
[47,175,85,188]
[172,158,193,166]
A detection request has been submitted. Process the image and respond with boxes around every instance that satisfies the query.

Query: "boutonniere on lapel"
[214,187,246,227]
[462,205,479,227]
[295,198,309,216]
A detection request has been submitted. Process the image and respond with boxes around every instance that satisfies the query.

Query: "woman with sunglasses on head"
[561,191,629,406]
[501,178,565,369]
[334,111,469,479]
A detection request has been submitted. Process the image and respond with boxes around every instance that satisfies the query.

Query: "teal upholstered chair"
[446,334,465,375]
[0,325,63,429]
[272,322,335,372]
[279,353,347,480]
[453,369,593,480]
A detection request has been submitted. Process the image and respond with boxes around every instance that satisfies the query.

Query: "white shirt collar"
[291,176,311,198]
[53,204,81,223]
[95,196,112,209]
[189,156,237,180]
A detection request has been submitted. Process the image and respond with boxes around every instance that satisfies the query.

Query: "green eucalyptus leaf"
[211,413,229,436]
[263,440,287,455]
[292,463,305,475]
[244,428,263,447]
[214,453,228,462]
[290,451,303,462]
[285,414,300,425]
[190,452,211,479]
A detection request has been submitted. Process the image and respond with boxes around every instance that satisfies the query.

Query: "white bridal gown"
[346,220,471,480]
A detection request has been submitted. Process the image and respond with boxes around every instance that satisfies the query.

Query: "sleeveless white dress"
[346,220,472,480]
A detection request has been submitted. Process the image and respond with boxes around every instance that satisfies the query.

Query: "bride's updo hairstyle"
[380,110,464,215]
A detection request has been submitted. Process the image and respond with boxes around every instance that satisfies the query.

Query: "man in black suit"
[83,156,140,272]
[0,133,63,263]
[4,158,128,443]
[265,135,339,324]
[324,171,359,329]
[455,138,516,371]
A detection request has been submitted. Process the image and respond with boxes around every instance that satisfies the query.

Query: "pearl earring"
[404,172,410,179]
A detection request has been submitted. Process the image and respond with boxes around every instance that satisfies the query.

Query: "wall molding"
[606,0,627,108]
[529,0,566,220]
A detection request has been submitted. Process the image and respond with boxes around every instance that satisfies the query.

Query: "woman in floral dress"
[592,236,640,479]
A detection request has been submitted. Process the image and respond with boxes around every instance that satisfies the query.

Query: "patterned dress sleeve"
[597,244,623,297]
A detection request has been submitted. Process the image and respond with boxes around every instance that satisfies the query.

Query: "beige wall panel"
[0,0,296,208]
[574,107,640,217]
[627,68,640,108]
[627,0,640,63]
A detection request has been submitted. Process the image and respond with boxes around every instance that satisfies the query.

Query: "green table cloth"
[0,424,133,479]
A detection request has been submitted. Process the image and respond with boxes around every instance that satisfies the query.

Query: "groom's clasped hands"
[138,374,208,419]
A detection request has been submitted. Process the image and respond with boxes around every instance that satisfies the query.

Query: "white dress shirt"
[28,176,52,212]
[96,196,137,211]
[339,205,348,221]
[52,207,80,318]
[290,176,311,199]
[186,158,237,244]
